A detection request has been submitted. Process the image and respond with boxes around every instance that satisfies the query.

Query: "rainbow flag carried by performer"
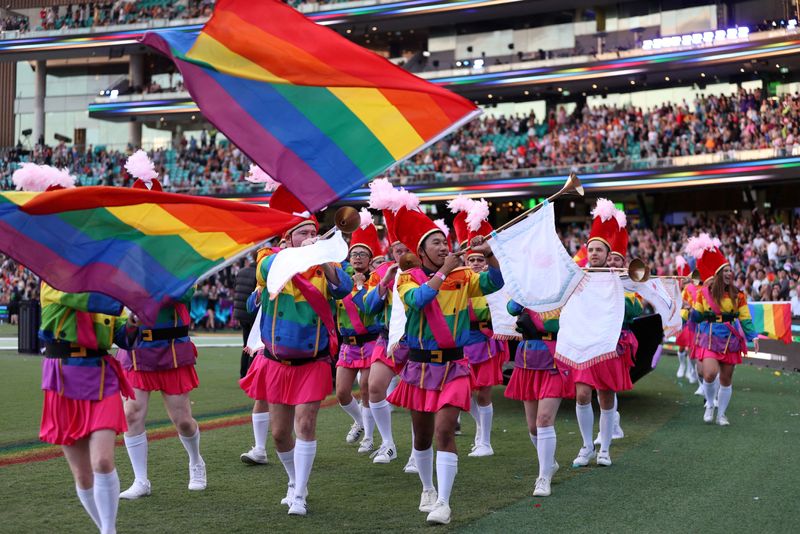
[141,0,479,212]
[0,187,301,325]
[748,301,793,344]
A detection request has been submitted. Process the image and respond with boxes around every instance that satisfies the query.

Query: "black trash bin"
[18,299,41,354]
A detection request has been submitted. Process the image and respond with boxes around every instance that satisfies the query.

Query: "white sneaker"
[119,479,151,500]
[703,406,715,423]
[240,447,268,465]
[404,456,418,474]
[686,366,698,384]
[596,451,612,466]
[612,412,624,439]
[370,444,397,464]
[426,502,451,525]
[551,460,560,478]
[345,422,364,444]
[572,447,596,467]
[419,489,438,512]
[677,362,686,378]
[716,415,730,426]
[357,438,374,454]
[188,461,207,491]
[280,484,295,506]
[468,444,494,457]
[694,384,705,396]
[288,496,307,516]
[533,477,551,497]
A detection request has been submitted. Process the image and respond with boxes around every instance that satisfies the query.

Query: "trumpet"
[319,206,362,239]
[584,259,700,284]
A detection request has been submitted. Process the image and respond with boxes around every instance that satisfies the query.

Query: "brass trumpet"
[584,258,649,282]
[319,206,361,239]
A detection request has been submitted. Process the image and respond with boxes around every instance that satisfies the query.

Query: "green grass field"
[0,348,798,533]
[0,322,17,337]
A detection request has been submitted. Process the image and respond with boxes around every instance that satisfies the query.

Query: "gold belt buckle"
[430,350,444,364]
[141,329,154,342]
[542,333,553,341]
[347,336,358,345]
[69,344,87,357]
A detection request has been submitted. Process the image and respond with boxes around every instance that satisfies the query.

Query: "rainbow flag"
[141,0,479,212]
[572,244,588,267]
[1,187,301,325]
[748,301,793,344]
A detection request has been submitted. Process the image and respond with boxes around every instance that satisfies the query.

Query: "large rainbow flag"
[141,0,479,212]
[1,187,301,325]
[748,301,793,344]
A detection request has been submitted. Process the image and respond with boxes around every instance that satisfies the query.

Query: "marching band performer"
[674,255,700,385]
[335,209,384,453]
[567,200,641,468]
[686,234,758,426]
[116,153,206,499]
[239,186,352,516]
[388,206,504,525]
[505,302,569,497]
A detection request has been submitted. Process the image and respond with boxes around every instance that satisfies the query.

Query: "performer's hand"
[382,264,399,283]
[470,235,491,255]
[441,254,462,275]
[301,236,319,247]
[753,338,760,353]
[353,273,367,288]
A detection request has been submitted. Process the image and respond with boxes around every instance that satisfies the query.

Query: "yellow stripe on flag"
[763,303,775,339]
[186,33,289,85]
[107,204,248,261]
[329,87,425,160]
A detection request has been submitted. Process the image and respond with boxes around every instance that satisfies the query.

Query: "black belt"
[45,342,108,359]
[523,331,557,341]
[469,320,492,331]
[408,348,463,364]
[263,350,324,367]
[342,333,380,346]
[140,326,190,342]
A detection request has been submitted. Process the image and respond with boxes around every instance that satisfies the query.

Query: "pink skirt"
[694,347,742,366]
[505,362,576,402]
[336,342,374,369]
[675,325,694,349]
[388,376,470,413]
[469,355,506,389]
[240,356,332,405]
[370,341,406,375]
[123,365,199,396]
[569,356,633,393]
[40,390,127,446]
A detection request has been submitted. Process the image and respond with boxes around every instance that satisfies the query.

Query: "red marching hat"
[349,209,382,257]
[394,206,446,254]
[588,198,623,251]
[269,185,318,237]
[674,255,691,277]
[383,209,400,247]
[686,234,728,283]
[464,199,492,259]
[125,150,163,191]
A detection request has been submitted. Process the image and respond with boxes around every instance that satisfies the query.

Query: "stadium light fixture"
[715,30,726,40]
[422,50,431,57]
[700,72,706,77]
[727,28,737,38]
[455,61,462,67]
[738,26,749,36]
[703,32,714,43]
[691,33,702,44]
[643,40,653,49]
[665,76,670,81]
[681,35,692,46]
[473,58,484,68]
[652,38,662,48]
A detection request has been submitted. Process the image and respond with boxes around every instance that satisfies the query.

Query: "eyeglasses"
[350,251,370,259]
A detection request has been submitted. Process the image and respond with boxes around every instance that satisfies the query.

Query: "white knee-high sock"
[277,448,296,486]
[413,447,434,491]
[575,403,594,450]
[252,412,270,451]
[435,451,458,505]
[613,394,618,412]
[93,470,120,534]
[178,428,203,466]
[703,379,716,408]
[75,485,101,530]
[536,426,556,479]
[717,385,733,418]
[478,404,493,447]
[386,375,400,397]
[469,397,480,443]
[713,375,720,401]
[529,432,538,449]
[599,409,614,453]
[123,431,148,483]
[370,399,394,447]
[361,405,375,441]
[340,399,363,426]
[293,439,317,501]
[677,350,687,367]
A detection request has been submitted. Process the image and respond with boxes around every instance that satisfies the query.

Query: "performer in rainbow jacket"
[116,151,206,499]
[686,234,758,426]
[335,209,385,453]
[238,185,352,516]
[387,205,504,525]
[565,199,642,469]
[505,301,571,497]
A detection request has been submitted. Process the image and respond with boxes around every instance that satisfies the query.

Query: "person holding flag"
[388,205,504,525]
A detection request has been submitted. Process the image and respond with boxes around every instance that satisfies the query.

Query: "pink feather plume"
[390,188,420,212]
[685,233,719,259]
[446,195,474,214]
[591,198,616,222]
[433,218,450,238]
[613,208,627,229]
[367,178,397,210]
[245,164,280,192]
[359,207,374,229]
[12,163,75,191]
[124,150,158,183]
[675,255,687,269]
[466,198,489,232]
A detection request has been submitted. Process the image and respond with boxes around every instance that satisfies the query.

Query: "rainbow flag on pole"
[141,0,479,212]
[748,301,793,344]
[1,188,301,325]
